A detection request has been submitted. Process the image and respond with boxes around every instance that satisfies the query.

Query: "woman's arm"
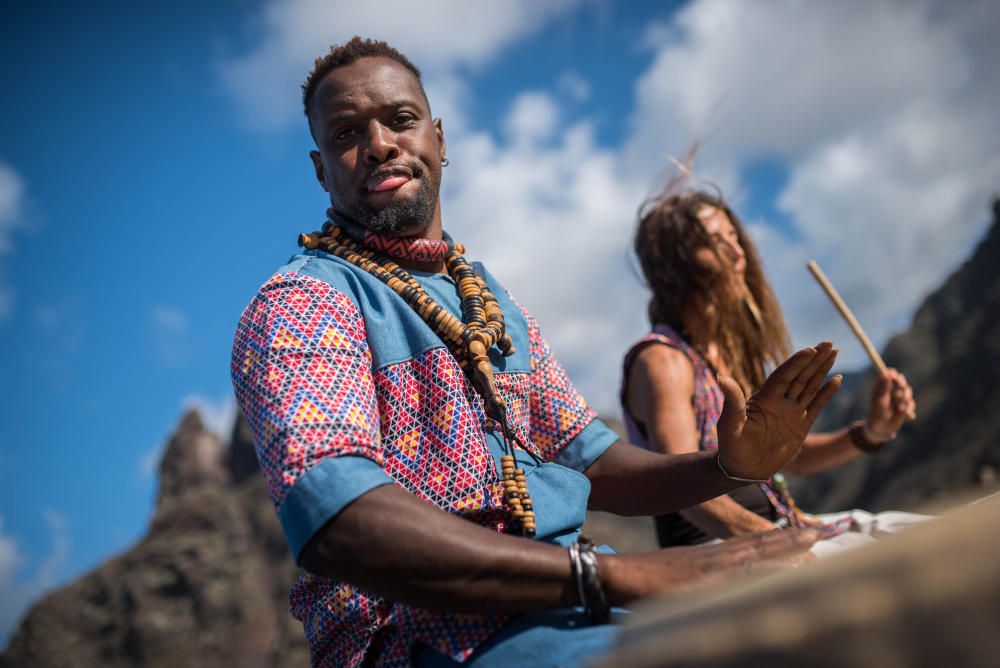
[622,344,777,537]
[785,368,916,476]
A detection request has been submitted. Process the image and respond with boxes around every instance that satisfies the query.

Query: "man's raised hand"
[716,343,842,481]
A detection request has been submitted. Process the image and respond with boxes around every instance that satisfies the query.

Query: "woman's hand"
[716,343,842,481]
[865,368,916,440]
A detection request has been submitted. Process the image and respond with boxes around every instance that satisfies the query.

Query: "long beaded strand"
[299,225,539,537]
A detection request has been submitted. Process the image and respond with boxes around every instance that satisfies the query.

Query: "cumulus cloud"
[140,394,236,480]
[221,0,1000,411]
[0,515,24,594]
[0,163,25,254]
[217,0,581,130]
[182,393,237,438]
[0,510,71,646]
[0,161,27,320]
[149,305,191,364]
[627,0,1000,368]
[444,109,648,409]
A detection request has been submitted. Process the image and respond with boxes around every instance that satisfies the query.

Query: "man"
[231,37,840,668]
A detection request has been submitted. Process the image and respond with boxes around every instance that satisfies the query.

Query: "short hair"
[302,36,425,124]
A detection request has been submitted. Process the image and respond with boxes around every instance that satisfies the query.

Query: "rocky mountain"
[0,412,310,668]
[792,198,1000,513]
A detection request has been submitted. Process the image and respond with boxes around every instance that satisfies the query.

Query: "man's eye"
[333,128,355,142]
[392,114,415,126]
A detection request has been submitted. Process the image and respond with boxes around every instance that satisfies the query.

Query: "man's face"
[309,57,446,235]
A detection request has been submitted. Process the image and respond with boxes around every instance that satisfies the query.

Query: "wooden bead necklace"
[299,223,539,537]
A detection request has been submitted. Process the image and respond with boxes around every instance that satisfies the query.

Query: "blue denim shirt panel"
[290,250,531,374]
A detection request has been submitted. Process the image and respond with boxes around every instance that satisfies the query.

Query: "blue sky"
[1,0,997,643]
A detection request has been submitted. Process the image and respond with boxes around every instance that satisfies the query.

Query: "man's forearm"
[585,441,746,516]
[301,484,580,613]
[680,496,777,539]
[300,480,819,615]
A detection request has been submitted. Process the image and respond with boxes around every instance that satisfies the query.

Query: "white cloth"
[808,509,931,558]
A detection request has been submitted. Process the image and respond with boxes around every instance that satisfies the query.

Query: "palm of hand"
[726,395,814,480]
[717,345,840,481]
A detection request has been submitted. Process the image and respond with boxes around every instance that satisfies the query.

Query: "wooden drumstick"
[807,260,915,420]
[807,260,887,374]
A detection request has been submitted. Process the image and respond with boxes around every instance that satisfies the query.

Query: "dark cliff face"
[793,198,1000,512]
[0,411,309,668]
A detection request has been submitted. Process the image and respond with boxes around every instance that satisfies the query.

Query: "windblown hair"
[302,36,425,125]
[634,189,791,392]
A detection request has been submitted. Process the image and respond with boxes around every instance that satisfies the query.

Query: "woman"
[621,188,922,556]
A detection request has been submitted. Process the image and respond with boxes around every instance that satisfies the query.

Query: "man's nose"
[364,122,400,165]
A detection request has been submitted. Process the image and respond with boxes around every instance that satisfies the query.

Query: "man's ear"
[434,118,446,162]
[310,150,327,192]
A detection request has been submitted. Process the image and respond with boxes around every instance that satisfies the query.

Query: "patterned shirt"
[232,248,617,667]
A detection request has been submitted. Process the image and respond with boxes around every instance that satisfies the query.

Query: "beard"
[333,164,439,235]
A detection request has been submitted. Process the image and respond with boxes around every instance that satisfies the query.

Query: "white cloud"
[0,515,25,593]
[217,0,581,130]
[0,161,27,322]
[0,163,25,254]
[556,71,591,103]
[218,0,1000,413]
[149,305,191,364]
[625,0,1000,368]
[150,305,188,335]
[139,394,236,481]
[182,393,237,438]
[443,114,648,411]
[502,92,560,146]
[138,443,162,481]
[0,509,71,646]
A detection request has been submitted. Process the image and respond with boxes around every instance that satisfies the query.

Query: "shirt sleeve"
[231,272,393,561]
[515,300,619,469]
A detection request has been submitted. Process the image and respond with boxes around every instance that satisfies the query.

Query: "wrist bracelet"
[849,420,886,454]
[715,451,768,483]
[862,421,896,443]
[569,536,610,624]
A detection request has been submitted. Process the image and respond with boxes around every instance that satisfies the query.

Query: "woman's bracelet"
[849,420,892,454]
[569,536,610,624]
[715,451,769,483]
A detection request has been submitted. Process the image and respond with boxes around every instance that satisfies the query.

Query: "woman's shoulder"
[624,325,696,367]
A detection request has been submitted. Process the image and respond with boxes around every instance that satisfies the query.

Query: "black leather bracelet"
[849,420,885,454]
[569,536,610,624]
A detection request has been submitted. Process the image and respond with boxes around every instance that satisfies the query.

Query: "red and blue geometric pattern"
[232,271,597,667]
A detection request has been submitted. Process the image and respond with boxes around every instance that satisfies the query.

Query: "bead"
[298,232,321,249]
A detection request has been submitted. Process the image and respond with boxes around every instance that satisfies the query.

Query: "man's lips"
[366,167,414,192]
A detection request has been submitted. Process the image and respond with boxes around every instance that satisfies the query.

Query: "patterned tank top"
[621,324,848,537]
